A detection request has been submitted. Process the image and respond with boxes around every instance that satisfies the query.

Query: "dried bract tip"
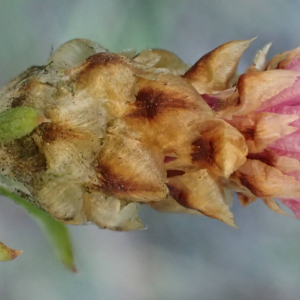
[183,38,255,94]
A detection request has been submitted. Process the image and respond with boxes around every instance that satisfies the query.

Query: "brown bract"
[134,49,190,75]
[149,195,203,215]
[231,159,300,199]
[95,130,168,202]
[167,170,236,226]
[74,52,140,118]
[191,119,247,178]
[183,39,255,94]
[124,74,213,153]
[165,119,247,177]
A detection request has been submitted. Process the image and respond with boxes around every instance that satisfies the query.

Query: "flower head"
[2,37,300,238]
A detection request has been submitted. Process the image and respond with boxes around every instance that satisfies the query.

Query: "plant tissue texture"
[2,38,300,232]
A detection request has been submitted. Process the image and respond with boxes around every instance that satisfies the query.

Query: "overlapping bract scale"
[183,38,255,94]
[3,37,300,232]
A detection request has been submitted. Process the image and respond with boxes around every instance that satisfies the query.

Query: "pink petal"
[278,46,300,71]
[262,105,300,128]
[201,94,222,111]
[236,70,300,114]
[201,88,236,111]
[201,94,223,111]
[268,131,300,153]
[268,148,300,160]
[284,171,300,183]
[266,46,300,71]
[279,198,300,220]
[257,75,300,111]
[284,56,300,72]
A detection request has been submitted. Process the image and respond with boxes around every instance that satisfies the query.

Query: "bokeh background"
[1,1,300,299]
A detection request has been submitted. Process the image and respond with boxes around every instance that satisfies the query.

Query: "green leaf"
[0,240,22,261]
[0,106,48,143]
[0,187,76,272]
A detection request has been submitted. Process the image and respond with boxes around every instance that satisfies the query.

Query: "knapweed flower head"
[1,38,300,266]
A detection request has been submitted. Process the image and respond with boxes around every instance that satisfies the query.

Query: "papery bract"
[3,38,300,268]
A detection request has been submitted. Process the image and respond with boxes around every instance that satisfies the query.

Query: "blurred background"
[1,0,300,299]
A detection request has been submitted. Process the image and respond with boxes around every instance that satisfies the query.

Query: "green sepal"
[0,106,46,143]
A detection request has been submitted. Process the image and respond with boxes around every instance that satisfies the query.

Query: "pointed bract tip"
[224,217,238,228]
[262,42,272,54]
[0,241,23,262]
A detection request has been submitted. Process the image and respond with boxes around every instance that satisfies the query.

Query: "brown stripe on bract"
[225,114,256,141]
[191,137,214,166]
[222,176,258,206]
[238,173,266,198]
[165,118,247,178]
[166,169,186,178]
[167,181,190,208]
[247,149,300,174]
[75,52,138,85]
[126,77,201,121]
[96,162,167,202]
[82,52,130,68]
[95,132,167,202]
[96,164,140,195]
[74,52,139,118]
[247,149,276,167]
[190,119,247,178]
[129,87,193,119]
[38,122,84,143]
[124,74,213,154]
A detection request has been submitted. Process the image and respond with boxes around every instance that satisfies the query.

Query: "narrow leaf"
[0,187,76,271]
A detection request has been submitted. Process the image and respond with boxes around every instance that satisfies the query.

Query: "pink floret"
[257,76,300,112]
[279,198,300,220]
[285,56,300,72]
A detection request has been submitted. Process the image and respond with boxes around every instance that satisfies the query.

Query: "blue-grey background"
[1,1,300,299]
